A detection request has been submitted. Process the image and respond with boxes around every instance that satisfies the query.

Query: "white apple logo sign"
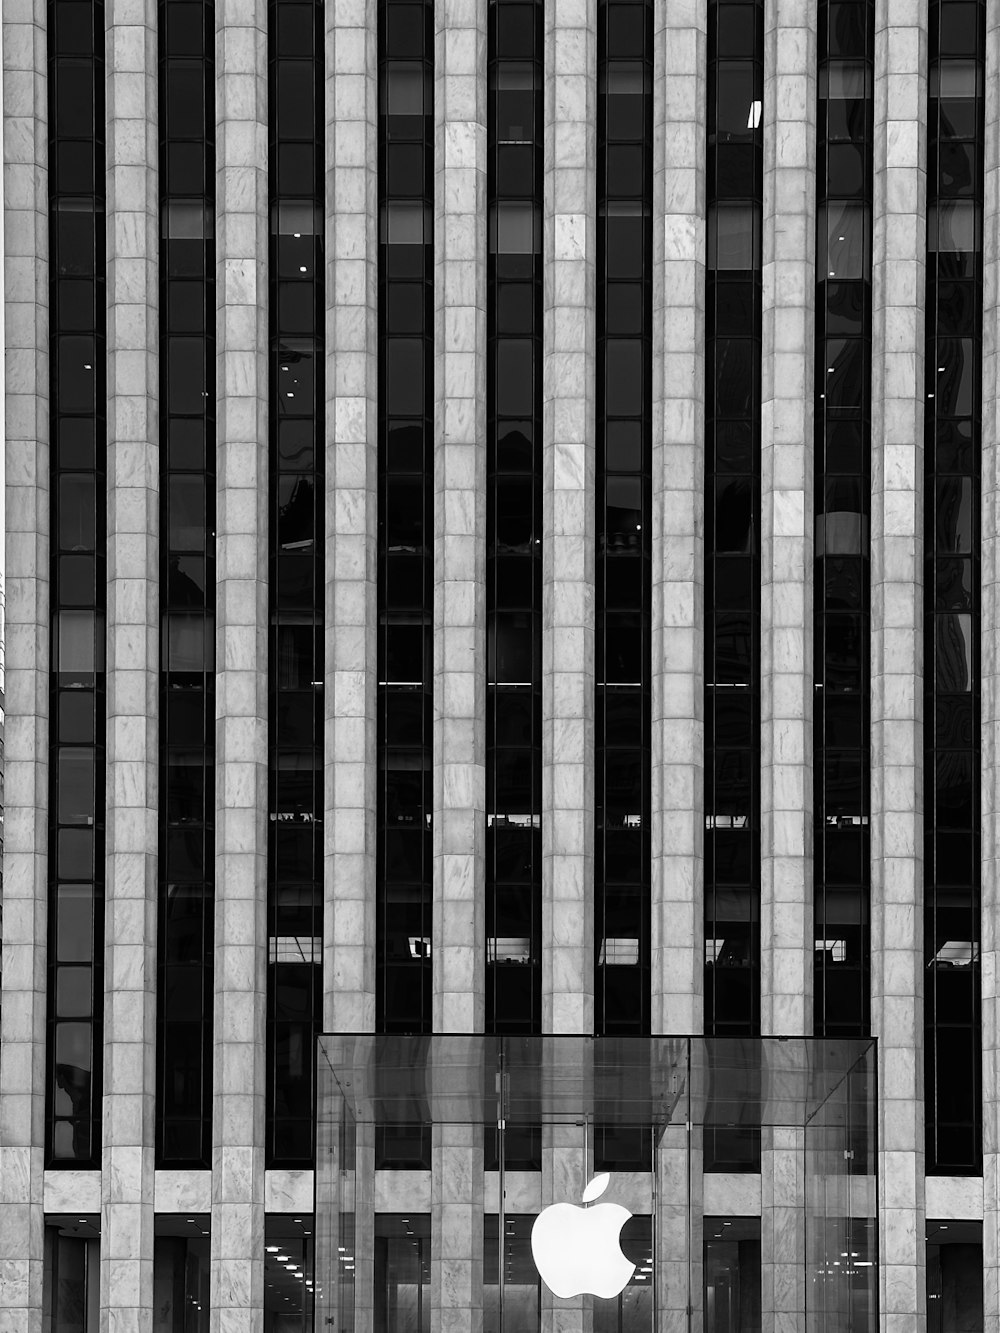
[530,1172,637,1299]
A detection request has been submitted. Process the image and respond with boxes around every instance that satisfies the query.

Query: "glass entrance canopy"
[315,1035,877,1330]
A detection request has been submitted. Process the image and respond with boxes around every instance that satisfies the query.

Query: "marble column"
[0,2,49,1327]
[542,0,596,1038]
[211,0,269,1326]
[432,0,487,1034]
[650,0,705,1038]
[431,1089,484,1333]
[324,0,379,1035]
[759,0,815,1041]
[982,4,1000,1329]
[431,3,487,1324]
[759,5,814,1327]
[870,0,927,1326]
[101,0,159,1324]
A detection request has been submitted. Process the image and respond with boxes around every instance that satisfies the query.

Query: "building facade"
[0,0,998,1327]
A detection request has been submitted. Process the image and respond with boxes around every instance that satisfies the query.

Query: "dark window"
[47,0,106,1168]
[595,0,651,1036]
[267,0,324,1165]
[705,0,762,1054]
[378,0,434,1034]
[486,0,542,1037]
[814,0,874,1044]
[924,0,984,1176]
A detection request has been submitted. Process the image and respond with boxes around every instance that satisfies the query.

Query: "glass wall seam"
[46,0,106,1169]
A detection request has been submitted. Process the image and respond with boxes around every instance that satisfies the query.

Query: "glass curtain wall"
[267,0,325,1165]
[486,0,543,1035]
[316,1036,877,1333]
[703,0,763,1042]
[813,0,874,1039]
[46,0,106,1167]
[923,0,984,1176]
[595,0,652,1037]
[157,0,216,1167]
[377,0,434,1032]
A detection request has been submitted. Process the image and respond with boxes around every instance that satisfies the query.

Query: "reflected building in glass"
[0,0,997,1328]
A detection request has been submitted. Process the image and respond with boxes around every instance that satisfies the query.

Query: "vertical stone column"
[432,13,487,1322]
[651,10,704,1325]
[870,0,927,1324]
[759,0,815,1040]
[212,0,269,1326]
[542,0,596,1038]
[101,0,159,1325]
[651,0,705,1040]
[433,0,487,1034]
[759,6,814,1328]
[984,7,1000,1327]
[325,0,378,1035]
[0,3,49,1327]
[431,1039,485,1333]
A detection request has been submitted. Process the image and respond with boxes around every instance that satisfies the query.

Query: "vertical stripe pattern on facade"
[759,0,815,1041]
[542,0,596,1038]
[433,0,487,1036]
[157,0,216,1169]
[0,0,50,1320]
[46,0,107,1170]
[650,0,705,1040]
[704,0,763,1044]
[486,0,543,1037]
[324,0,379,1037]
[923,0,985,1178]
[870,0,927,1318]
[101,0,159,1320]
[211,0,270,1320]
[377,0,435,1034]
[595,0,652,1038]
[813,0,875,1043]
[266,0,324,1167]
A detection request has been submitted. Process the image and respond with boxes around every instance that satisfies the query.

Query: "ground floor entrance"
[315,1035,877,1330]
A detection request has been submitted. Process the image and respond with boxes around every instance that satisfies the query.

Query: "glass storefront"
[315,1035,877,1330]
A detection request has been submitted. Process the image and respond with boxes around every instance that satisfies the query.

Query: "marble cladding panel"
[543,0,596,1038]
[0,0,49,1327]
[759,0,815,1039]
[432,0,487,1034]
[651,0,705,1037]
[212,0,269,1327]
[983,6,1000,1326]
[761,1128,805,1332]
[101,0,159,1327]
[869,0,927,1322]
[325,0,378,1035]
[431,1126,485,1333]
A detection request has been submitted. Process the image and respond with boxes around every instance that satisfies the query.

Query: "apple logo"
[530,1172,637,1299]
